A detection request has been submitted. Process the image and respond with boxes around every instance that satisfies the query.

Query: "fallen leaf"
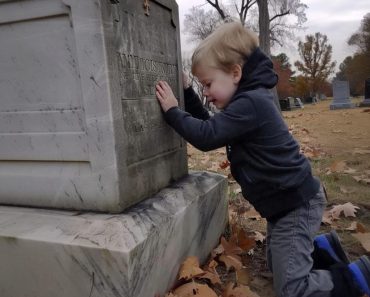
[200,260,221,285]
[322,210,333,225]
[362,108,370,113]
[220,160,230,169]
[345,222,358,231]
[244,207,261,220]
[254,231,266,243]
[357,222,367,233]
[236,268,251,285]
[236,229,256,251]
[330,160,347,173]
[353,176,370,185]
[221,237,243,256]
[173,282,218,297]
[352,233,370,252]
[219,254,243,271]
[330,202,359,219]
[196,271,222,286]
[353,149,370,155]
[178,257,205,280]
[345,222,366,233]
[343,167,357,174]
[211,244,225,259]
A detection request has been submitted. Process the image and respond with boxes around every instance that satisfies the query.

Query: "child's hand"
[156,81,179,112]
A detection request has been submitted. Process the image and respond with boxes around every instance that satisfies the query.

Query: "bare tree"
[184,7,224,42]
[184,0,308,50]
[294,32,336,97]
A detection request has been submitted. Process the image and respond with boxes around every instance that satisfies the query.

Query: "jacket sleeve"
[184,87,210,120]
[164,96,258,151]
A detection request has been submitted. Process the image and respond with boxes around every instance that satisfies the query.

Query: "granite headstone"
[359,78,370,107]
[0,1,228,296]
[330,80,355,110]
[0,0,187,212]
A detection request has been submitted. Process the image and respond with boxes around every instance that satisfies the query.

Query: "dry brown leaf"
[322,210,333,225]
[223,283,260,297]
[356,222,367,233]
[244,207,261,220]
[352,233,370,252]
[343,167,357,174]
[353,149,370,155]
[254,231,266,243]
[196,271,222,286]
[211,243,225,259]
[201,260,221,285]
[353,176,370,185]
[221,237,243,256]
[346,222,367,233]
[178,257,205,281]
[236,230,256,251]
[219,254,243,271]
[206,260,218,271]
[220,160,230,169]
[330,160,347,173]
[173,282,218,297]
[330,202,359,219]
[236,268,251,286]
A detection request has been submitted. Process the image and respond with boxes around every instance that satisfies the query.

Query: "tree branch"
[270,10,290,23]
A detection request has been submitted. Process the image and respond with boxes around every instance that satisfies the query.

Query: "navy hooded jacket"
[164,48,320,220]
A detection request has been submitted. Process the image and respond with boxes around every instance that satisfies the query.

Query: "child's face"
[196,65,241,110]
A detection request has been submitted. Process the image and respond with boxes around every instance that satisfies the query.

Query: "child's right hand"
[155,81,179,112]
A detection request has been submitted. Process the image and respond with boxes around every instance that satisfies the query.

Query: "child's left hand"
[156,81,178,112]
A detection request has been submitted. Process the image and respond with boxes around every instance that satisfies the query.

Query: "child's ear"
[231,64,242,84]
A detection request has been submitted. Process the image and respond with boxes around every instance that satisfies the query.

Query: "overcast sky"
[177,0,369,71]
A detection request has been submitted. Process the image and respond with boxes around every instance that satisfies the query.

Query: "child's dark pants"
[266,186,334,297]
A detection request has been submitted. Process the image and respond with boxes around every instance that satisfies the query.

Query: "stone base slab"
[359,99,370,107]
[330,103,355,110]
[0,171,228,297]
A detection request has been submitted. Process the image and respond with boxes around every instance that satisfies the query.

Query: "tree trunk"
[256,0,281,111]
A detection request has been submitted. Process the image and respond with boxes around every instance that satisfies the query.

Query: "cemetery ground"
[166,98,370,297]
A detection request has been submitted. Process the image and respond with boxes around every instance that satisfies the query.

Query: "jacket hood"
[236,47,278,93]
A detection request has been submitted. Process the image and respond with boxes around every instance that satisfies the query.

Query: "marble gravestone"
[359,78,370,107]
[0,1,228,297]
[330,80,355,110]
[0,0,187,212]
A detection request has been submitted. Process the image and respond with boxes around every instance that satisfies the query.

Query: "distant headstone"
[330,80,355,110]
[0,0,188,212]
[359,78,370,107]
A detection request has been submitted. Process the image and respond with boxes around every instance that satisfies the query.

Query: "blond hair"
[191,22,259,76]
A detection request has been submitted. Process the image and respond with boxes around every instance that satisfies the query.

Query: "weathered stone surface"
[330,80,355,110]
[0,171,228,297]
[0,0,187,212]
